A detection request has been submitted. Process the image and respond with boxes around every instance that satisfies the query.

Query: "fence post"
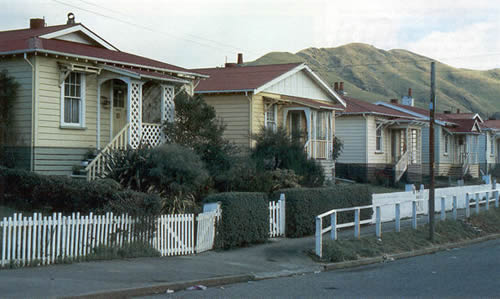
[330,212,337,241]
[315,217,322,257]
[465,193,471,218]
[412,201,417,229]
[440,197,446,221]
[486,192,490,211]
[475,193,480,214]
[496,190,499,208]
[452,196,457,220]
[375,206,381,238]
[354,208,360,239]
[1,217,6,267]
[395,203,401,232]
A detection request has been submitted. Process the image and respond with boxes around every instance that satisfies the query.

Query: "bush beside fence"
[275,185,372,238]
[204,192,268,249]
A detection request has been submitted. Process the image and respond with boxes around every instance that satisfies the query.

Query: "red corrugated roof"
[193,63,302,92]
[445,119,480,133]
[280,95,341,110]
[0,23,200,76]
[341,97,419,119]
[484,120,500,130]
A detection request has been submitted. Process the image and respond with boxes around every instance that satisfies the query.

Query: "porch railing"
[306,139,332,159]
[454,152,478,164]
[394,151,409,182]
[85,124,130,181]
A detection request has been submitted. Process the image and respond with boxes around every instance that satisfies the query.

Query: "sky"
[2,0,500,70]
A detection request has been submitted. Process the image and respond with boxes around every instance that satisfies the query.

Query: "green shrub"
[251,127,324,187]
[204,192,269,249]
[272,185,373,238]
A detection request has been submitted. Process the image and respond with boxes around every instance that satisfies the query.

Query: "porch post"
[305,109,312,158]
[96,82,101,150]
[128,80,143,149]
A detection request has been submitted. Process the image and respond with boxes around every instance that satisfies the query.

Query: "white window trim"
[264,103,278,131]
[375,125,383,153]
[60,72,86,128]
[444,132,449,156]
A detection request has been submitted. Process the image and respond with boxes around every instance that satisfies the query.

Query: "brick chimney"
[390,99,399,104]
[408,88,412,97]
[339,82,344,93]
[237,53,243,65]
[456,108,460,114]
[30,18,45,29]
[67,12,75,25]
[333,82,339,92]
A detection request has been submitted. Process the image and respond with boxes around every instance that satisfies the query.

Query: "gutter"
[195,89,254,94]
[23,53,35,172]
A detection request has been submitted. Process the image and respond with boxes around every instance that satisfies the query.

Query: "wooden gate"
[195,209,220,253]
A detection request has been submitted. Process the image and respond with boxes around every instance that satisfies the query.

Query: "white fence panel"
[155,214,194,257]
[269,196,286,238]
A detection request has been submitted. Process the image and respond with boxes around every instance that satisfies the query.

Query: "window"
[61,72,85,126]
[265,104,277,131]
[316,112,327,140]
[444,132,449,154]
[376,126,383,152]
[491,135,495,156]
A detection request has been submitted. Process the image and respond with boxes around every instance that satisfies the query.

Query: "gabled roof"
[193,63,346,107]
[340,97,421,119]
[0,21,205,78]
[483,120,500,130]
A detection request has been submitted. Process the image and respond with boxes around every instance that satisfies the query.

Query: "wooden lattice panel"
[162,85,175,123]
[141,124,162,147]
[129,81,142,149]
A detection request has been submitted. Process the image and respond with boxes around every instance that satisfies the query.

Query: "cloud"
[406,21,500,70]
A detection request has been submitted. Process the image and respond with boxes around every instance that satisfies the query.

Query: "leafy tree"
[0,70,19,167]
[332,136,344,161]
[162,91,237,179]
[251,127,324,187]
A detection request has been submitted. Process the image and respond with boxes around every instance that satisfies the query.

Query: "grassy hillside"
[247,43,500,117]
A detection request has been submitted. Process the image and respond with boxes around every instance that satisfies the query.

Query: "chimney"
[224,63,237,68]
[237,53,243,65]
[339,82,344,93]
[408,88,412,97]
[390,99,399,104]
[456,108,460,114]
[67,12,75,25]
[334,82,339,92]
[30,18,45,29]
[444,110,451,114]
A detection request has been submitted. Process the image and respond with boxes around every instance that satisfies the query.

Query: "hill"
[247,43,500,117]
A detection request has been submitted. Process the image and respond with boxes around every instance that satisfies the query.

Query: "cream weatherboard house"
[0,16,205,178]
[335,88,427,183]
[193,56,346,179]
[480,120,500,173]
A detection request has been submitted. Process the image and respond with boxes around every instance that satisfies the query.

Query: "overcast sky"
[2,0,500,70]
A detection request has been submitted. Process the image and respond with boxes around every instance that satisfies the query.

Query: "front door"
[112,83,127,136]
[290,111,304,144]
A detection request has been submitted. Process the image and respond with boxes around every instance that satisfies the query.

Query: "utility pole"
[429,61,436,241]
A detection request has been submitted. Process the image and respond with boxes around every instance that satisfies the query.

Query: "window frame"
[375,125,383,152]
[443,131,449,155]
[491,135,495,156]
[264,103,277,132]
[60,71,86,128]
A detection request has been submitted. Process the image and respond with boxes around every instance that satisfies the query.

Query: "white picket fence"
[0,209,222,268]
[269,196,286,238]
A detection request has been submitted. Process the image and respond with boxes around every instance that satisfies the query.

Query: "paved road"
[151,238,500,298]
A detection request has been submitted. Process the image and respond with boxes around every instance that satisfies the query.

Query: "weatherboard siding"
[203,94,250,149]
[335,115,366,163]
[0,57,33,148]
[263,69,332,102]
[366,116,391,164]
[34,147,88,176]
[36,56,98,149]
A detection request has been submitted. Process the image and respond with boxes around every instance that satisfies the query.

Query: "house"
[0,15,206,178]
[480,120,500,173]
[335,86,427,183]
[377,93,484,178]
[193,55,346,179]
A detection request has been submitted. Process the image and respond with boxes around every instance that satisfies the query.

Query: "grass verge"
[321,207,500,263]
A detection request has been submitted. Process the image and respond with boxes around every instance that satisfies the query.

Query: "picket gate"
[269,196,286,238]
[195,209,221,253]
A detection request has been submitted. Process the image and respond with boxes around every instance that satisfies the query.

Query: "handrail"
[394,150,409,182]
[85,123,130,181]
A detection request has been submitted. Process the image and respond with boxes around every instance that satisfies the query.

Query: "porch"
[85,67,190,180]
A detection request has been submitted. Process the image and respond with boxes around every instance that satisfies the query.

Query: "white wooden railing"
[315,186,500,257]
[394,151,409,182]
[269,195,286,238]
[85,124,130,181]
[305,139,332,160]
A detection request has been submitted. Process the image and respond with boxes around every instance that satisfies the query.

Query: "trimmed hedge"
[0,167,161,215]
[273,185,373,238]
[204,192,268,249]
